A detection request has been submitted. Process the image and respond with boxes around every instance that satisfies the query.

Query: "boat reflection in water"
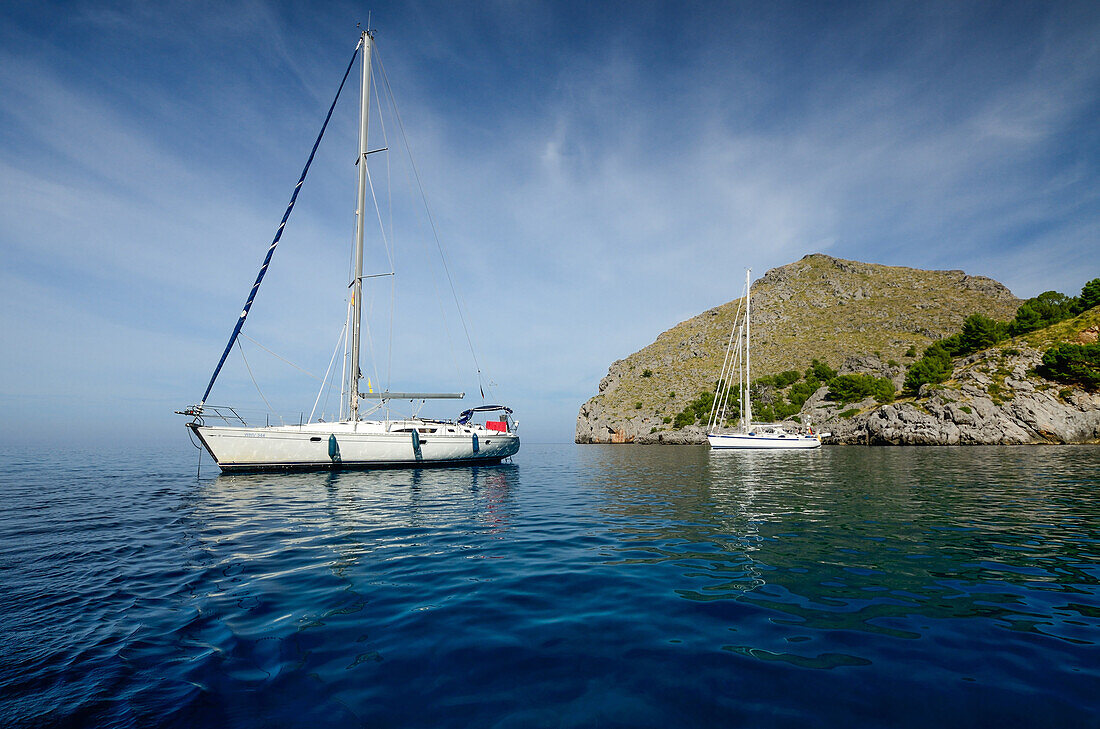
[587,446,830,602]
[187,462,521,579]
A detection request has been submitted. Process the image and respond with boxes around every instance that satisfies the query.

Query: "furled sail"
[198,39,362,407]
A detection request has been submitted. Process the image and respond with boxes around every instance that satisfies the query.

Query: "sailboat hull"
[191,423,520,472]
[707,432,821,450]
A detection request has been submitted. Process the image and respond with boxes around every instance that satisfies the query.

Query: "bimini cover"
[458,405,513,425]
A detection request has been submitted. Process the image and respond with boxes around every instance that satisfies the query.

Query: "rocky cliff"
[577,254,1024,444]
[821,314,1100,445]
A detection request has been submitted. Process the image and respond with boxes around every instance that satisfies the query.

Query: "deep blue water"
[1,443,1098,728]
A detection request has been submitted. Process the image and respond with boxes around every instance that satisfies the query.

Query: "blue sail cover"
[199,41,361,407]
[458,405,513,425]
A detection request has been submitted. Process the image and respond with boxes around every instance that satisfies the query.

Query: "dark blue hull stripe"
[215,457,506,473]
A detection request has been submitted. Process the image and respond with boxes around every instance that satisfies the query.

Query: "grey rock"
[828,346,1100,445]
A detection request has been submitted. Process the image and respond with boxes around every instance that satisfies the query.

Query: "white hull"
[708,432,821,450]
[192,420,519,472]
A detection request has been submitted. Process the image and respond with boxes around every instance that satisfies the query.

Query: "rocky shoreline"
[823,342,1100,445]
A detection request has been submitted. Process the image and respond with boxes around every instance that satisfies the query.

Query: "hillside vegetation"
[904,282,1099,394]
[826,305,1100,445]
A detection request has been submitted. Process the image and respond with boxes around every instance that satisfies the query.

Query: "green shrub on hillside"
[937,313,1010,357]
[673,412,695,428]
[787,377,821,408]
[1009,303,1043,335]
[772,401,802,421]
[773,370,802,388]
[806,359,836,382]
[960,313,1010,352]
[905,341,953,395]
[875,379,897,403]
[826,374,896,405]
[904,277,1098,396]
[673,375,816,428]
[904,313,1009,395]
[752,371,798,389]
[1080,278,1100,312]
[1009,284,1097,335]
[709,381,745,422]
[667,359,844,428]
[1038,343,1100,391]
[673,390,717,428]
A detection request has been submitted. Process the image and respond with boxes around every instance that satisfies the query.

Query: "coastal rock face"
[828,342,1100,445]
[576,254,1020,444]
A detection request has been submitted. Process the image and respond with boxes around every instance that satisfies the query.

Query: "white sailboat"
[707,269,821,450]
[178,30,519,472]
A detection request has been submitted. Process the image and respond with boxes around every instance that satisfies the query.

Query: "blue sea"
[1,443,1098,728]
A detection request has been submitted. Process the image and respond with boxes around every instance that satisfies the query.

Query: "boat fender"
[472,432,479,454]
[328,434,341,463]
[411,430,423,460]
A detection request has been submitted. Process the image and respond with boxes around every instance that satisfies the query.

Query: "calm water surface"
[1,444,1098,727]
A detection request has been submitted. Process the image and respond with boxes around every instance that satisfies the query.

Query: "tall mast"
[738,325,745,433]
[744,268,752,429]
[348,29,373,422]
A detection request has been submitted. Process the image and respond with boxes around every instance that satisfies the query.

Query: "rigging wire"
[373,46,463,388]
[362,143,392,405]
[726,292,746,423]
[237,340,282,424]
[342,160,358,421]
[360,276,383,410]
[370,60,398,392]
[309,316,349,424]
[375,48,492,400]
[239,332,322,381]
[710,291,746,430]
[709,279,749,431]
[338,298,351,421]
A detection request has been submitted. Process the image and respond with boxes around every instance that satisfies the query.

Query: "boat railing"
[175,405,249,427]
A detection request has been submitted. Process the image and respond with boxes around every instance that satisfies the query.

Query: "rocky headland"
[576,254,1100,445]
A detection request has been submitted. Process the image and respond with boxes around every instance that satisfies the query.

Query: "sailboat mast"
[738,325,745,433]
[744,268,752,429]
[348,29,374,422]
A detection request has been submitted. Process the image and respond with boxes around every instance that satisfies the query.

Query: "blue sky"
[2,0,1098,447]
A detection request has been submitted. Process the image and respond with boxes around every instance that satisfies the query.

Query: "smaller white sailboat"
[707,269,821,450]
